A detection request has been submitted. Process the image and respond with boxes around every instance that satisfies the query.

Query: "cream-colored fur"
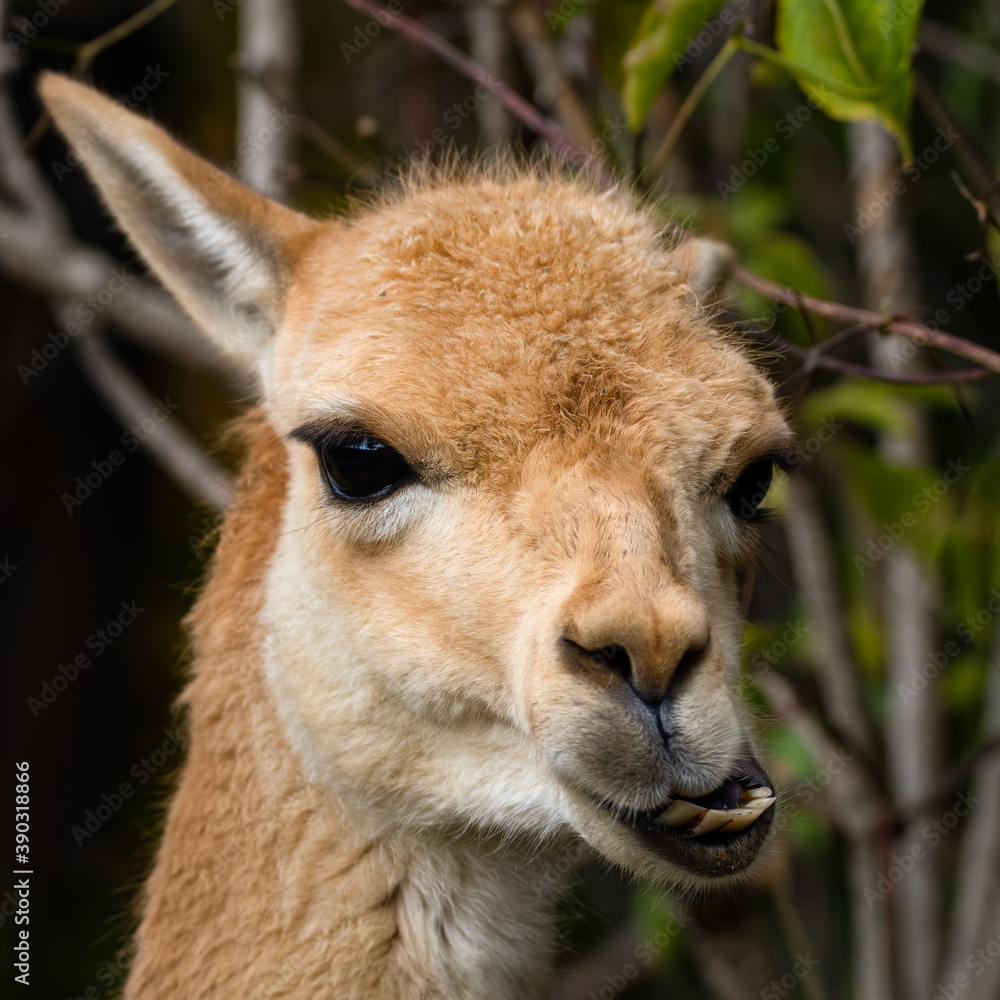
[40,74,793,998]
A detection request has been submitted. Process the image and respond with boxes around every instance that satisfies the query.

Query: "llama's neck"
[124,417,561,1000]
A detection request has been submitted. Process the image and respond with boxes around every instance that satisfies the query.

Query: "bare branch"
[0,206,235,379]
[550,919,654,1000]
[22,0,180,151]
[647,33,741,179]
[684,890,790,1000]
[735,266,1000,376]
[941,639,1000,999]
[73,0,180,75]
[466,0,513,147]
[850,118,943,1000]
[753,666,894,999]
[508,0,600,155]
[743,324,992,385]
[233,60,378,186]
[72,321,233,512]
[784,476,878,764]
[915,69,1000,224]
[0,92,62,228]
[340,0,615,187]
[237,0,295,200]
[920,20,1000,86]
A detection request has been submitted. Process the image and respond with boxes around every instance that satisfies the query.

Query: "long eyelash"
[289,422,370,448]
[744,507,777,530]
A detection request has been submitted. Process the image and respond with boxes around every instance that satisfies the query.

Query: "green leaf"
[801,378,960,437]
[837,444,957,569]
[593,0,651,88]
[622,0,729,131]
[775,0,922,159]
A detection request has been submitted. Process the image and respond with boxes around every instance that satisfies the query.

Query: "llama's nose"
[559,585,711,707]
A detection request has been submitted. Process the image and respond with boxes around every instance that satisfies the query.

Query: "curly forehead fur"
[277,166,776,481]
[40,73,794,1000]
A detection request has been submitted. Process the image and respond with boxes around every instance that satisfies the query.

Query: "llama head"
[42,74,793,890]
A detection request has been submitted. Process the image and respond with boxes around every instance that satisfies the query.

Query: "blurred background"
[3,0,999,997]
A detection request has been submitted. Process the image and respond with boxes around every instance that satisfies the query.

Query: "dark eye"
[318,433,415,501]
[726,458,775,521]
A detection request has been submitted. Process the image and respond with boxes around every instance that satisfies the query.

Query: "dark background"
[3,1,999,998]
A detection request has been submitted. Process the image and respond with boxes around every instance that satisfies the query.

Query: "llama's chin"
[568,752,777,885]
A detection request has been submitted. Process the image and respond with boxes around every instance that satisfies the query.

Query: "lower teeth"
[653,788,775,837]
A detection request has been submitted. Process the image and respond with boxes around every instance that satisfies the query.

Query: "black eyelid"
[290,421,371,447]
[731,449,799,486]
[773,450,801,474]
[320,429,385,452]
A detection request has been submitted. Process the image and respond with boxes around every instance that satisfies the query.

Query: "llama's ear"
[666,236,735,308]
[38,73,318,373]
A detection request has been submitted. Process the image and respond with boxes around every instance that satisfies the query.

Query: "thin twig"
[72,322,233,511]
[23,0,180,152]
[647,33,741,179]
[770,875,828,1000]
[233,59,379,187]
[785,477,879,766]
[340,0,615,188]
[919,20,1000,86]
[745,325,992,384]
[735,266,1000,376]
[916,68,1000,223]
[799,355,990,384]
[0,206,234,378]
[950,170,1000,251]
[0,94,62,228]
[237,0,295,200]
[508,0,601,156]
[73,0,179,75]
[896,735,1000,825]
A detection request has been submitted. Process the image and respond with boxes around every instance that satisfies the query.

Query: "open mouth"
[607,756,776,878]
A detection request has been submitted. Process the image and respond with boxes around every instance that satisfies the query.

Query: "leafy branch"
[345,0,1000,389]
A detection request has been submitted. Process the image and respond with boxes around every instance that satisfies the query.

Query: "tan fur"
[40,74,794,998]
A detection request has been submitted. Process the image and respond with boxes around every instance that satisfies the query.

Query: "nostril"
[562,638,632,679]
[671,636,710,688]
[592,643,631,677]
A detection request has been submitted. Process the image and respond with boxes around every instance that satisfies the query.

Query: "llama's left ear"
[39,72,319,375]
[666,236,736,308]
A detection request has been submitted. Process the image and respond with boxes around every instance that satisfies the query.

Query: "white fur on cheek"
[260,460,572,841]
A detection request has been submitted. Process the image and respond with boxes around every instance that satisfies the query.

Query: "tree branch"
[508,0,600,155]
[237,0,295,200]
[0,206,235,379]
[339,0,1000,392]
[72,322,233,511]
[784,476,878,765]
[752,666,894,999]
[919,20,1000,86]
[735,266,1000,376]
[23,0,180,150]
[466,0,513,147]
[233,59,379,186]
[340,0,614,187]
[940,637,1000,999]
[850,117,943,1000]
[647,33,741,179]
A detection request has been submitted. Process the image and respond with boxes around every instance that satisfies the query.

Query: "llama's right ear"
[665,236,735,308]
[38,73,318,374]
